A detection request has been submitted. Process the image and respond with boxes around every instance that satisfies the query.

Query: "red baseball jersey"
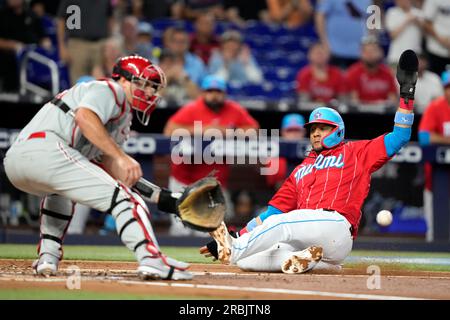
[168,97,259,187]
[346,62,397,103]
[268,135,391,237]
[418,96,450,190]
[296,65,345,103]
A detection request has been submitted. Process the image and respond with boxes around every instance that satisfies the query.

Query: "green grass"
[1,244,449,271]
[0,244,214,263]
[0,288,213,300]
[349,250,450,259]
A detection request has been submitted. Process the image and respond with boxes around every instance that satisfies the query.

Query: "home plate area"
[1,259,449,299]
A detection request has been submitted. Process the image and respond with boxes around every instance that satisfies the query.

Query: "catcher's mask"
[304,107,345,149]
[112,56,167,125]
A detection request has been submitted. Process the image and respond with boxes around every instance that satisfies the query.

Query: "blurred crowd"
[0,0,449,113]
[1,0,450,236]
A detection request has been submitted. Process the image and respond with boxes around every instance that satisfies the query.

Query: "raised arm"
[384,50,418,157]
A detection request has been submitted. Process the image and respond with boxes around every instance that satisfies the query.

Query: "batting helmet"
[112,55,166,125]
[304,107,345,149]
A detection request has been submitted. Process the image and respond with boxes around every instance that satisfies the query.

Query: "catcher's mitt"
[175,177,227,232]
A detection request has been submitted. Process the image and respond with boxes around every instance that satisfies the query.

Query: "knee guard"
[109,183,161,260]
[38,195,75,260]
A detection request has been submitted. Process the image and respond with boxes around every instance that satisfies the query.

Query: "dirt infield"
[1,259,449,299]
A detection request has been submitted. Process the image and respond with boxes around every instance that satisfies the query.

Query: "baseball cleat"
[137,257,193,281]
[32,253,59,277]
[208,221,233,264]
[281,246,323,274]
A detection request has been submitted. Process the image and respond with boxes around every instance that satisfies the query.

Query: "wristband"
[157,188,178,214]
[394,111,414,126]
[399,97,414,111]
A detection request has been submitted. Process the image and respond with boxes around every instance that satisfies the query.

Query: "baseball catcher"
[201,50,419,274]
[3,55,203,280]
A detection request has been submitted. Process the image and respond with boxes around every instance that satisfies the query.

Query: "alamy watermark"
[366,5,382,30]
[170,122,280,176]
[66,265,81,290]
[66,5,81,30]
[366,265,381,290]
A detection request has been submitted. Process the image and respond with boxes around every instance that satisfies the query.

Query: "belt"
[26,98,73,140]
[51,97,72,114]
[321,208,354,235]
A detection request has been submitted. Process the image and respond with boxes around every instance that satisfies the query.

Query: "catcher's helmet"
[304,107,345,149]
[112,55,166,125]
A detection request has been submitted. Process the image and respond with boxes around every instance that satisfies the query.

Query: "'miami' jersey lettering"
[294,154,344,182]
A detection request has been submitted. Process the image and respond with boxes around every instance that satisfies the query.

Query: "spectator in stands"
[418,70,450,241]
[163,75,259,236]
[265,0,313,29]
[265,113,306,191]
[208,30,263,86]
[164,26,206,85]
[172,0,225,20]
[172,0,250,25]
[130,0,174,21]
[136,21,161,61]
[158,49,200,105]
[422,0,450,76]
[119,16,157,62]
[91,37,124,79]
[30,0,57,45]
[415,53,444,113]
[190,13,220,64]
[296,42,345,106]
[224,0,268,21]
[57,0,113,85]
[346,37,398,108]
[228,190,258,232]
[0,0,50,92]
[385,0,424,68]
[315,0,372,69]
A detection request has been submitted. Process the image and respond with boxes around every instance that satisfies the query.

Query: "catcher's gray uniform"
[3,80,191,279]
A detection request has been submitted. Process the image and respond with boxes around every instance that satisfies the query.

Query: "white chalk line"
[0,274,429,300]
[116,280,426,300]
[2,268,450,280]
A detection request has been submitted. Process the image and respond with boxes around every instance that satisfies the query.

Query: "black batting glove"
[396,49,418,102]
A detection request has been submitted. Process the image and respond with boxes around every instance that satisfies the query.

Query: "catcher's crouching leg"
[109,184,193,281]
[34,195,75,276]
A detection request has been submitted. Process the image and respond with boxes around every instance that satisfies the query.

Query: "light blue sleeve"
[418,131,431,146]
[384,126,412,157]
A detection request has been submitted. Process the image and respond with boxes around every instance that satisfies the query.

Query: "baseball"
[376,210,393,227]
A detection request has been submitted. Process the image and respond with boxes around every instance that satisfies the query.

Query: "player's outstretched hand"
[396,50,418,101]
[200,241,218,261]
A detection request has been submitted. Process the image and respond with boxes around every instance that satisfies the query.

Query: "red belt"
[27,132,46,140]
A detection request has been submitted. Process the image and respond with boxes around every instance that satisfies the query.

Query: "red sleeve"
[234,103,259,128]
[355,135,391,173]
[268,166,299,212]
[296,67,310,93]
[168,103,195,125]
[419,101,438,133]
